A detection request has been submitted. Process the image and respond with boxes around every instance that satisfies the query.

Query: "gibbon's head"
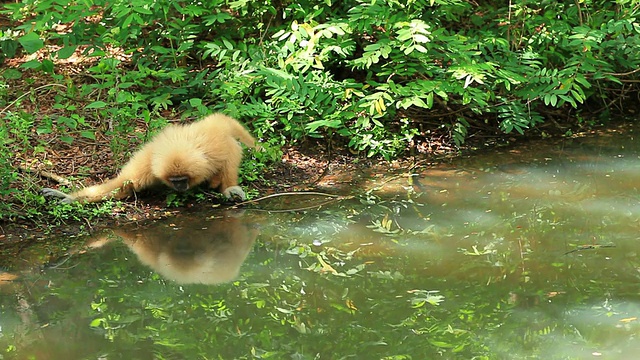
[151,149,213,192]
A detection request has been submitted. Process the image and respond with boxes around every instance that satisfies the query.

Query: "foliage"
[0,116,19,218]
[0,109,126,223]
[3,0,640,150]
[1,0,640,221]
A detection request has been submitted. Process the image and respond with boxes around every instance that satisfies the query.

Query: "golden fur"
[84,212,259,284]
[43,113,256,203]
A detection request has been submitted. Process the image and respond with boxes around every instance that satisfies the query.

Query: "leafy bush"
[1,0,640,221]
[4,0,640,156]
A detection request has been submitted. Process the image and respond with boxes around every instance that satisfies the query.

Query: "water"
[2,127,640,359]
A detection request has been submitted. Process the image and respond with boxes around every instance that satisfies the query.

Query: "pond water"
[2,126,640,359]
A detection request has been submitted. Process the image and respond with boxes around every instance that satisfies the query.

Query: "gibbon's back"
[193,113,257,148]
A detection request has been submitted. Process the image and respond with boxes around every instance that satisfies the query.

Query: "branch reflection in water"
[85,210,260,285]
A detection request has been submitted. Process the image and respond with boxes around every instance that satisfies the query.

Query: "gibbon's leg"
[227,116,257,149]
[209,174,222,190]
[198,113,256,149]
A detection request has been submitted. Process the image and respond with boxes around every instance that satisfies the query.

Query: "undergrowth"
[1,0,639,223]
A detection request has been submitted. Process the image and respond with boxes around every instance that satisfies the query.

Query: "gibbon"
[80,212,260,285]
[42,113,257,203]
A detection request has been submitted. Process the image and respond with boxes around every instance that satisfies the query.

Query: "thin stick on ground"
[0,84,67,116]
[19,165,72,186]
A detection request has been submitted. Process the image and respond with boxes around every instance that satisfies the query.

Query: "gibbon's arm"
[43,147,157,204]
[42,176,137,204]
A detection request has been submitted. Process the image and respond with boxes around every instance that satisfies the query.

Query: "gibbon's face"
[153,151,212,191]
[168,176,190,192]
[162,172,206,192]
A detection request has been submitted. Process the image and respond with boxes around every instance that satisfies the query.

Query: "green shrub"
[5,0,640,157]
[1,0,640,221]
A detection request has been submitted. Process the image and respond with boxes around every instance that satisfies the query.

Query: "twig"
[603,68,640,77]
[236,191,340,204]
[563,244,616,255]
[0,84,67,116]
[232,191,353,212]
[19,165,72,186]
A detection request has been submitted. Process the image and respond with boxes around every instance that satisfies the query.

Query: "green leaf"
[2,69,22,80]
[559,94,577,108]
[150,46,172,54]
[133,7,152,14]
[86,101,107,109]
[414,34,430,43]
[411,96,429,109]
[0,39,18,57]
[574,73,591,89]
[41,59,54,73]
[18,32,43,54]
[306,119,342,132]
[81,131,96,140]
[36,126,52,135]
[122,13,135,29]
[222,38,234,50]
[57,45,77,59]
[414,44,428,53]
[20,60,41,69]
[403,45,415,55]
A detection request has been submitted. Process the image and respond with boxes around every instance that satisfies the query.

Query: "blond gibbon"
[84,212,260,284]
[42,113,257,203]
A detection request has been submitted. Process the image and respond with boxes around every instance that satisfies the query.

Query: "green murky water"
[2,127,640,359]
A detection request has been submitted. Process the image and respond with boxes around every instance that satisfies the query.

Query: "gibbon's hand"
[223,186,246,201]
[42,188,75,204]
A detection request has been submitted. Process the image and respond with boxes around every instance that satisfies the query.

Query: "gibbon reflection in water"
[89,212,260,285]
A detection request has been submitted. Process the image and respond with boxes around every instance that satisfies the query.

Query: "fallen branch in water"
[563,244,616,255]
[233,191,354,212]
